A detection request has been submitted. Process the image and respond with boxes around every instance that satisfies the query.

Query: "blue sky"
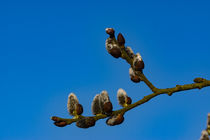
[1,0,210,139]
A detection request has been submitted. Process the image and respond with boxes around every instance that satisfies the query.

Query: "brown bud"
[54,121,67,127]
[129,68,141,83]
[115,114,124,125]
[103,101,113,114]
[105,28,115,38]
[106,114,124,126]
[75,104,83,115]
[134,60,144,71]
[117,33,125,45]
[126,96,132,104]
[133,53,144,71]
[106,38,121,58]
[99,90,112,114]
[109,47,121,58]
[131,75,141,83]
[76,117,96,129]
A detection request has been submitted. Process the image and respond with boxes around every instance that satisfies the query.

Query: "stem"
[51,79,210,126]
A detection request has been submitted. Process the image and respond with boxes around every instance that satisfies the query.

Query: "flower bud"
[109,47,121,58]
[117,88,132,107]
[131,75,141,83]
[75,104,83,115]
[100,90,113,114]
[125,96,132,105]
[54,121,67,127]
[103,101,113,114]
[133,53,144,71]
[105,28,115,38]
[125,46,135,58]
[76,117,96,129]
[106,114,124,126]
[129,68,141,83]
[117,88,126,106]
[106,38,121,58]
[91,94,102,115]
[67,93,79,116]
[117,33,125,46]
[100,90,110,105]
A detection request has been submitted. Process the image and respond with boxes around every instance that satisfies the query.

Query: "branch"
[51,28,210,128]
[51,78,210,127]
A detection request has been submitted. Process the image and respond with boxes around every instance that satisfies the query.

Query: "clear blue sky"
[1,0,210,140]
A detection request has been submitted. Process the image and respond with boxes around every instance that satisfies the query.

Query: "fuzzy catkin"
[67,93,79,116]
[91,94,102,115]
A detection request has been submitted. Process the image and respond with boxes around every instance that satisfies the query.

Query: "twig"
[51,28,210,128]
[51,79,210,126]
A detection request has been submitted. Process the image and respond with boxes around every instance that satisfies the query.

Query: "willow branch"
[51,28,210,128]
[51,79,210,126]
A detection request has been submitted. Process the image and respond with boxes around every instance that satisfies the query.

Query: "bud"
[91,94,102,115]
[125,46,135,58]
[200,130,209,140]
[131,75,141,83]
[103,101,113,114]
[125,96,132,105]
[133,53,144,71]
[106,38,121,58]
[67,93,83,116]
[117,88,126,106]
[117,88,132,107]
[100,90,110,106]
[109,47,121,58]
[117,33,125,46]
[75,104,83,115]
[105,28,115,38]
[129,68,141,83]
[106,114,124,126]
[76,117,96,129]
[67,93,79,116]
[54,121,67,127]
[100,90,113,114]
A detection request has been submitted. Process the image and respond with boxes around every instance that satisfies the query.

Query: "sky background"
[1,0,210,140]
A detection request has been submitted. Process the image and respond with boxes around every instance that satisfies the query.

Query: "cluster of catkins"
[105,28,144,83]
[53,88,132,128]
